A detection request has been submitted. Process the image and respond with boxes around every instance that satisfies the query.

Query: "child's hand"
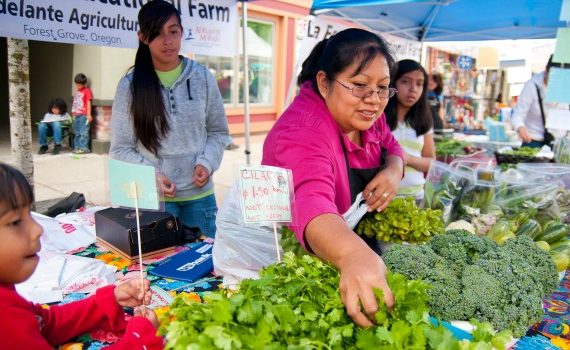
[134,306,159,329]
[114,278,152,307]
[87,115,93,124]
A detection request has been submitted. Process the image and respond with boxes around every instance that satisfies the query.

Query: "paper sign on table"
[553,28,570,64]
[546,109,570,131]
[546,68,570,104]
[108,159,159,210]
[239,166,293,223]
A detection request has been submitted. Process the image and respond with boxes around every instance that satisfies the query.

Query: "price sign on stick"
[108,158,161,314]
[108,159,160,210]
[239,166,293,262]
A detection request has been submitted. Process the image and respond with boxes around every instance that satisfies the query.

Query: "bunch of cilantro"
[383,231,559,337]
[160,251,511,349]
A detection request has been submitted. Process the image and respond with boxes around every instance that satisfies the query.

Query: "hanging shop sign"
[0,0,238,57]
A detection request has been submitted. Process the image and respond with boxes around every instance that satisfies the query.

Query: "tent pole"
[241,0,251,166]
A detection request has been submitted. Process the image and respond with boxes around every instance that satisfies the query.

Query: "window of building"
[196,18,275,107]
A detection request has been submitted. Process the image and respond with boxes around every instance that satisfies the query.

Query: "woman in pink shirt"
[262,28,404,328]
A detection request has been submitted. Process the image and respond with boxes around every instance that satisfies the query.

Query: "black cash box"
[95,207,179,258]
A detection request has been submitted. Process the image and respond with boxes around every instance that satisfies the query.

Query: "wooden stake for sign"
[273,222,281,263]
[132,182,146,312]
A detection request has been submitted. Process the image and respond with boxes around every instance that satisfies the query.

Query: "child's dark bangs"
[0,168,34,211]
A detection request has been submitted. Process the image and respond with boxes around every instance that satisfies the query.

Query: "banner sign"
[296,16,346,66]
[0,0,238,57]
[296,16,421,68]
[239,166,293,223]
[382,32,422,62]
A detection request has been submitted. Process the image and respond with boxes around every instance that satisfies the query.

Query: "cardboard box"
[95,208,179,261]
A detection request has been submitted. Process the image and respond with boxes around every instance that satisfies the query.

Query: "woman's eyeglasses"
[335,80,397,99]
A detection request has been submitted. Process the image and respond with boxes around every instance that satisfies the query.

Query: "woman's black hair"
[131,0,182,155]
[385,59,432,136]
[430,72,443,95]
[297,28,395,95]
[47,98,67,115]
[0,163,34,214]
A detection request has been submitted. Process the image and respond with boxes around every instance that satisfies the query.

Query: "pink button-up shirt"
[262,82,403,247]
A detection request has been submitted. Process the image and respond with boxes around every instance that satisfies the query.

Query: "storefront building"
[0,0,310,148]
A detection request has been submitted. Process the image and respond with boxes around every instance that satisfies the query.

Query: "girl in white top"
[384,59,435,200]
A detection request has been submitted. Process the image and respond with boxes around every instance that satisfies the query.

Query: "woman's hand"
[517,126,532,143]
[114,278,152,308]
[134,306,159,329]
[192,164,210,187]
[305,214,395,328]
[338,249,394,327]
[157,173,176,197]
[363,168,401,212]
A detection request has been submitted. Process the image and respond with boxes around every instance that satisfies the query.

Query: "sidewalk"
[0,133,267,211]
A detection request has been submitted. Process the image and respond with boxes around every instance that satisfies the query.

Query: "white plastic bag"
[342,192,368,229]
[213,182,283,287]
[33,206,106,253]
[16,251,116,303]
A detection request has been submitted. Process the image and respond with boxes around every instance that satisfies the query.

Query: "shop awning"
[311,0,566,41]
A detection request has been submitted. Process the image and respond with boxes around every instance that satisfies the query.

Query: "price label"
[239,166,293,223]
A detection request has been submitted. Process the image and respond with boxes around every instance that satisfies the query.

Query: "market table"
[57,241,222,349]
[51,241,570,350]
[454,133,522,155]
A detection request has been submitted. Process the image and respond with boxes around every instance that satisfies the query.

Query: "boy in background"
[71,73,93,154]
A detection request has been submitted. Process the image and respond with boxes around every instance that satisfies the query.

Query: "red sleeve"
[0,284,161,349]
[272,129,342,248]
[104,317,163,350]
[32,285,127,345]
[0,286,56,349]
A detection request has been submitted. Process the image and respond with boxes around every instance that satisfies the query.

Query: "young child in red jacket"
[0,162,163,349]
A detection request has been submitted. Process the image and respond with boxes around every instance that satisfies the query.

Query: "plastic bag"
[16,251,116,304]
[423,160,474,223]
[517,163,570,190]
[342,192,368,229]
[33,207,106,253]
[212,182,283,287]
[493,183,560,220]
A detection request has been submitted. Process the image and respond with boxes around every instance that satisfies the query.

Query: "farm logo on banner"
[0,0,237,57]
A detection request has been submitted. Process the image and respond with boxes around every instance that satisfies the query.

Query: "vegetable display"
[160,251,511,349]
[435,139,477,156]
[356,197,443,243]
[383,232,559,337]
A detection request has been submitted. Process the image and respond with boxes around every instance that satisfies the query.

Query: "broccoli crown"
[383,244,445,280]
[385,232,558,337]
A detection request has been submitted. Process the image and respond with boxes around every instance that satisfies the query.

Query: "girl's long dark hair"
[131,0,181,155]
[298,28,395,95]
[385,59,432,136]
[0,163,34,213]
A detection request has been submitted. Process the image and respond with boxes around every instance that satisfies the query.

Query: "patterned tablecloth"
[55,242,569,350]
[58,241,222,350]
